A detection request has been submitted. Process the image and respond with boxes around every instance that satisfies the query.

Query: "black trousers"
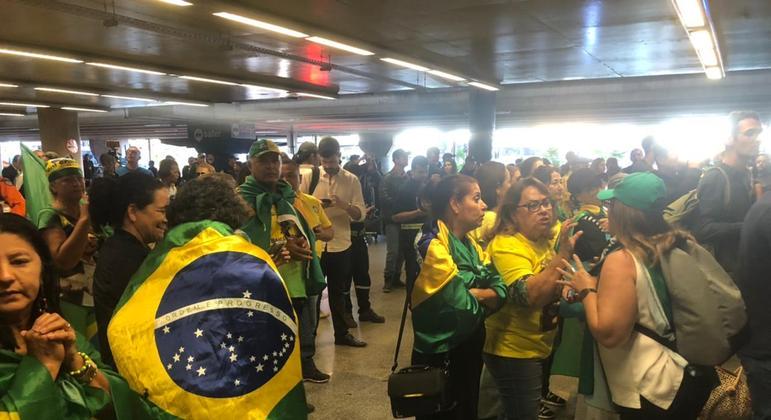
[399,228,421,293]
[412,326,486,420]
[321,248,353,339]
[346,234,372,314]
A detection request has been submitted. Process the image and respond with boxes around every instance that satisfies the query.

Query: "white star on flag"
[242,290,252,299]
[194,328,203,338]
[173,353,181,362]
[273,366,278,372]
[179,347,185,353]
[229,345,235,352]
[163,326,170,334]
[247,311,254,317]
[167,363,172,370]
[234,379,241,386]
[186,364,192,370]
[272,351,277,357]
[250,356,256,362]
[256,364,264,372]
[238,336,244,342]
[197,367,206,376]
[227,332,233,339]
[263,355,269,361]
[229,353,238,362]
[281,333,287,341]
[220,343,227,349]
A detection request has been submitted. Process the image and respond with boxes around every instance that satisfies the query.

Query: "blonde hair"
[609,200,692,266]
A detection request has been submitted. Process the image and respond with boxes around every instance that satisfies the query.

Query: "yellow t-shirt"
[294,193,332,255]
[484,232,557,359]
[469,211,496,250]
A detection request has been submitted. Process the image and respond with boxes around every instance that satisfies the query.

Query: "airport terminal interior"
[0,0,771,420]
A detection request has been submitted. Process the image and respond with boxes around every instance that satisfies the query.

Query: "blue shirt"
[116,166,154,177]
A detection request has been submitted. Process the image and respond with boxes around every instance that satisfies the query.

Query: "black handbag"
[387,292,451,418]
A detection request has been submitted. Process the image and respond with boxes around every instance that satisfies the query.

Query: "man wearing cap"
[380,149,409,292]
[238,140,328,386]
[116,146,153,177]
[39,158,98,308]
[306,136,381,347]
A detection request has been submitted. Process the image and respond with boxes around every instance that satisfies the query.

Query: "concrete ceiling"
[0,0,770,140]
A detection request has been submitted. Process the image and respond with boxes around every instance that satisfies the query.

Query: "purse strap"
[391,290,410,373]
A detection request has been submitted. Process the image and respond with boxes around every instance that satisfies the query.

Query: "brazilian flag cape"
[411,220,506,354]
[108,220,307,419]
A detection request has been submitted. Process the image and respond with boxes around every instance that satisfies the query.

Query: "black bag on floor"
[387,293,451,418]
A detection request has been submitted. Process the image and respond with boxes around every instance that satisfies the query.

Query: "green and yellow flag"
[108,220,307,420]
[20,144,52,226]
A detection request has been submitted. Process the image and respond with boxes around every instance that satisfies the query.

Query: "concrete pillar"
[468,90,496,163]
[287,124,296,153]
[38,108,82,168]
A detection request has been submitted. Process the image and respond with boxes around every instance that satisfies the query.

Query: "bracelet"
[69,352,98,384]
[578,287,598,302]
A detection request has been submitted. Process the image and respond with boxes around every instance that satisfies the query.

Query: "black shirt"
[693,163,753,275]
[737,193,771,358]
[393,177,426,225]
[573,206,610,263]
[93,229,149,367]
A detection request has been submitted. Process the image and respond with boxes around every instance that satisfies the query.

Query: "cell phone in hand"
[268,239,286,256]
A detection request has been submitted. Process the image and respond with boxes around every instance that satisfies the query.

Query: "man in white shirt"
[301,137,373,347]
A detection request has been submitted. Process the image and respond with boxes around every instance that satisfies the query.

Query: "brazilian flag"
[108,220,307,419]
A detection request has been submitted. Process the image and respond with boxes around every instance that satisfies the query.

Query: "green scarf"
[238,176,325,295]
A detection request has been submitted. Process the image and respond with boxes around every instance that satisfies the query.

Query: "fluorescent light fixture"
[35,87,99,97]
[705,67,723,80]
[179,75,238,86]
[0,48,82,63]
[380,57,430,72]
[427,69,466,82]
[87,62,167,75]
[296,92,336,100]
[240,84,288,94]
[305,36,374,56]
[673,0,705,28]
[0,112,25,117]
[689,30,714,51]
[0,102,49,108]
[61,106,107,113]
[697,48,718,66]
[160,101,209,107]
[0,83,18,88]
[468,81,500,91]
[102,94,158,102]
[213,12,308,38]
[157,0,193,5]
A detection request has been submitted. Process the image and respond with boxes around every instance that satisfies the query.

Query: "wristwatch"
[577,287,598,302]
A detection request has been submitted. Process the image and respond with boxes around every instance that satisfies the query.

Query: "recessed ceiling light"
[705,67,723,80]
[213,12,309,38]
[296,92,336,100]
[160,101,209,107]
[0,48,82,63]
[468,81,500,91]
[0,83,18,88]
[305,36,374,56]
[61,106,107,113]
[156,0,193,6]
[86,62,167,76]
[0,112,25,117]
[102,94,158,102]
[179,75,238,86]
[673,0,705,28]
[427,69,466,82]
[380,58,430,72]
[240,84,288,94]
[35,87,99,96]
[0,102,50,108]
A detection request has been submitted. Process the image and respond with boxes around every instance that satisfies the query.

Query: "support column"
[468,90,496,163]
[287,124,296,153]
[38,108,82,168]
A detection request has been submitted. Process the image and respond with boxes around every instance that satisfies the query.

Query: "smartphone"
[321,198,332,208]
[268,239,286,256]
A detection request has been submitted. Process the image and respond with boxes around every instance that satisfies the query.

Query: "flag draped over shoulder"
[20,144,52,226]
[108,220,307,420]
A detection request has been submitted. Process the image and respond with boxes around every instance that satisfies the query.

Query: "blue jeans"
[482,353,543,420]
[740,355,771,420]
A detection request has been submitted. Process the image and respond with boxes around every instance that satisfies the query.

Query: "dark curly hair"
[167,173,253,230]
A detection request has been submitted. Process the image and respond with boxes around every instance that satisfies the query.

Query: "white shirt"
[301,167,365,253]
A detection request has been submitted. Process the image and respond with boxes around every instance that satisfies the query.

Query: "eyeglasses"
[517,198,552,213]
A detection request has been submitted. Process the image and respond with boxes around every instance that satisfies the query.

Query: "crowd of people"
[0,110,768,419]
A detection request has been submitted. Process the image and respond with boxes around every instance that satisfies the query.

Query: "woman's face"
[496,169,512,205]
[443,161,455,175]
[513,186,553,241]
[548,172,564,200]
[450,183,487,233]
[51,175,84,202]
[129,188,170,244]
[168,163,180,183]
[0,233,42,319]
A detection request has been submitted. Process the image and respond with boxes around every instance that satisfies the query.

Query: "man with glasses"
[694,111,763,277]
